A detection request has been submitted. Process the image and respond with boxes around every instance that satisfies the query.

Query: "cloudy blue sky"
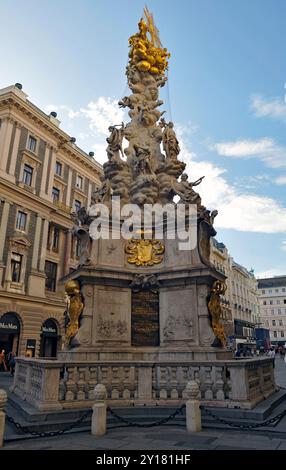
[1,0,286,277]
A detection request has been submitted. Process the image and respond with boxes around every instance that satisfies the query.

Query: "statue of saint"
[91,178,113,204]
[173,173,204,205]
[161,120,180,160]
[106,123,124,161]
[133,145,155,176]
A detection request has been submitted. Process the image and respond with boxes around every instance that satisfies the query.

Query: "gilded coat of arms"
[125,239,165,266]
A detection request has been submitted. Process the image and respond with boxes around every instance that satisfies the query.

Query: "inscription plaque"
[131,290,159,346]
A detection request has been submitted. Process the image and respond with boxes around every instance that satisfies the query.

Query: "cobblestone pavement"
[1,357,286,450]
[1,425,286,450]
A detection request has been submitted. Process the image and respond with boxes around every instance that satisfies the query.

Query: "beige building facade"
[258,276,286,346]
[0,83,102,359]
[210,238,261,350]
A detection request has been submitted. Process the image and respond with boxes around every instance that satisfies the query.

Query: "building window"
[282,288,285,293]
[269,289,272,293]
[279,320,283,326]
[74,199,81,213]
[52,187,60,203]
[273,331,277,338]
[263,301,266,305]
[11,253,22,283]
[271,309,274,315]
[76,175,83,190]
[23,164,33,186]
[262,290,265,294]
[16,211,27,231]
[281,331,285,338]
[272,320,276,326]
[278,309,281,315]
[27,135,37,153]
[277,300,280,305]
[55,161,62,176]
[270,300,273,305]
[52,227,60,251]
[45,261,57,292]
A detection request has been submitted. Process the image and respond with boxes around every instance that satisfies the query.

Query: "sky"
[1,0,286,278]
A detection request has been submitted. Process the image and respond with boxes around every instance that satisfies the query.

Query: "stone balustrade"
[10,357,276,411]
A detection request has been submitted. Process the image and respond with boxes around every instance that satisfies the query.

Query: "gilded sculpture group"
[128,16,170,76]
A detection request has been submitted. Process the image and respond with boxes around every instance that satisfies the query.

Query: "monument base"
[58,347,232,362]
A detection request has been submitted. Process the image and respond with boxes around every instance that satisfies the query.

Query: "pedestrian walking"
[0,349,7,372]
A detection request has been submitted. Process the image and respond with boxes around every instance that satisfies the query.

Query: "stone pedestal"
[60,225,231,363]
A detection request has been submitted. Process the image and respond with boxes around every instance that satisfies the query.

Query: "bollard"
[0,389,7,447]
[185,380,202,433]
[91,384,107,437]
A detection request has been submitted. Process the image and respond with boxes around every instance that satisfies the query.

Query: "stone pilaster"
[0,117,14,178]
[65,167,73,207]
[39,219,50,272]
[87,181,92,207]
[27,214,46,297]
[0,200,11,287]
[39,143,52,200]
[63,230,72,276]
[8,122,22,181]
[47,146,57,200]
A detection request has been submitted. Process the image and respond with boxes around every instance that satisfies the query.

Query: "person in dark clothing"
[8,352,16,376]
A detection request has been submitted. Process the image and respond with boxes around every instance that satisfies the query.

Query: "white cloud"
[45,97,127,163]
[44,104,80,119]
[250,94,286,120]
[275,175,286,185]
[178,130,286,234]
[213,138,273,157]
[212,138,286,169]
[80,97,126,136]
[256,268,286,279]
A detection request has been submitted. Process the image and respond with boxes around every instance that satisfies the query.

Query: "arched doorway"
[0,312,21,356]
[39,319,59,358]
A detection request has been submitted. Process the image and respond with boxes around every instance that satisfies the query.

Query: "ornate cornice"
[0,92,103,176]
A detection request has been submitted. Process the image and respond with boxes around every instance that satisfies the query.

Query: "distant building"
[258,276,286,346]
[0,84,102,358]
[231,261,260,352]
[210,238,261,351]
[210,238,233,340]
